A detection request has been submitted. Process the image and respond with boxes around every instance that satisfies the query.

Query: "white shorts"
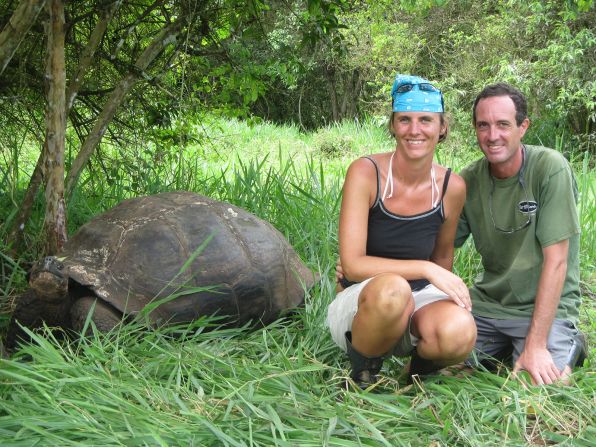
[326,278,450,356]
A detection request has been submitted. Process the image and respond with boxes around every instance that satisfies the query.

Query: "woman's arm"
[338,157,377,282]
[428,171,470,309]
[430,171,466,272]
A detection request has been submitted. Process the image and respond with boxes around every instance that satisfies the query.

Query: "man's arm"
[454,211,471,249]
[513,239,569,385]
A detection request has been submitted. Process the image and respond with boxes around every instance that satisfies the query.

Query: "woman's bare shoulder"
[447,170,466,194]
[433,164,465,192]
[347,153,389,175]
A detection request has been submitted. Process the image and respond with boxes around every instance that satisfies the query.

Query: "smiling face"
[474,95,529,178]
[392,111,445,160]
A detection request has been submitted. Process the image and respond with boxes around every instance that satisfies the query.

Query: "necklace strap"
[430,166,440,208]
[383,153,440,207]
[382,152,396,200]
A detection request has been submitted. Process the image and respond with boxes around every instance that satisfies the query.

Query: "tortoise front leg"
[5,289,71,351]
[70,297,122,334]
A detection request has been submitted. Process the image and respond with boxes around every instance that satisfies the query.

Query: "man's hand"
[335,258,346,292]
[335,258,344,282]
[513,347,562,385]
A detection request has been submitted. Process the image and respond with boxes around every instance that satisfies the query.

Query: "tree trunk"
[0,0,46,76]
[324,66,339,123]
[340,68,361,119]
[8,1,122,255]
[65,17,185,197]
[42,0,67,255]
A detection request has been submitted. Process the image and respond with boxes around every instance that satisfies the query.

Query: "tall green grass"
[1,318,593,446]
[0,117,594,446]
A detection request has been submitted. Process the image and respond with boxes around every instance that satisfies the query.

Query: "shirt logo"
[518,201,538,214]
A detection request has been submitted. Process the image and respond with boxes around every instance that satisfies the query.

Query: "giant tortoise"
[7,191,316,348]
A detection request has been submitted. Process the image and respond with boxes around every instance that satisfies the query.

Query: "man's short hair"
[473,83,528,126]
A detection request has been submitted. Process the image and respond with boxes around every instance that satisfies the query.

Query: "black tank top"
[341,156,452,292]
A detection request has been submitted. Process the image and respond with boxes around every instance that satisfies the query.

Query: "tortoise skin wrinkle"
[7,192,316,349]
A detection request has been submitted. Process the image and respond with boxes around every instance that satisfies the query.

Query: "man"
[456,82,585,385]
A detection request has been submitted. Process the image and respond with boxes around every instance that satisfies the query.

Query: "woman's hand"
[425,263,471,311]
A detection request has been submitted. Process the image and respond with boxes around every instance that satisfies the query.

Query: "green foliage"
[313,130,354,158]
[303,0,349,44]
[2,0,594,163]
[0,117,594,446]
[245,0,595,157]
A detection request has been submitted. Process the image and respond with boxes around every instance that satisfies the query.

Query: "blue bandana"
[391,74,444,113]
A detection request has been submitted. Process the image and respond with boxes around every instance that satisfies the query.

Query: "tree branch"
[0,0,47,76]
[66,0,122,113]
[65,17,185,197]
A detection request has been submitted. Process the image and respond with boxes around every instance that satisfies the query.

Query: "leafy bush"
[313,131,355,158]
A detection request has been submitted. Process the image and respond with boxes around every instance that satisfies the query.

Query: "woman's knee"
[358,274,413,321]
[436,309,477,355]
[416,304,476,359]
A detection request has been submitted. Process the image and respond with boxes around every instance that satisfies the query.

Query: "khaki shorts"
[467,315,582,371]
[326,278,450,357]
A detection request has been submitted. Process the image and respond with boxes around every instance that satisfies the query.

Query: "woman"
[327,74,476,389]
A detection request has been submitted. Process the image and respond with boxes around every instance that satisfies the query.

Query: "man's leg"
[466,315,513,371]
[501,319,586,382]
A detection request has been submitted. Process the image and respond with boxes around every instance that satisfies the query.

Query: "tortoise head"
[29,256,69,302]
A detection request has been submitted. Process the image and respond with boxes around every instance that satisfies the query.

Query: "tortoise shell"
[58,191,315,326]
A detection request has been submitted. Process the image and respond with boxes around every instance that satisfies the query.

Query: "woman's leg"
[411,300,477,367]
[351,273,414,356]
[344,273,414,388]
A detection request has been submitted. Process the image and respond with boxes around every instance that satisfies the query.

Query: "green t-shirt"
[455,145,581,322]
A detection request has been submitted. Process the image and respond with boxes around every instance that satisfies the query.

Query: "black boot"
[345,332,384,390]
[480,346,513,372]
[567,331,588,369]
[407,349,442,384]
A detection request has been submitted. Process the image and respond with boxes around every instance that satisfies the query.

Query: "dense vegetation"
[0,0,594,445]
[1,118,594,445]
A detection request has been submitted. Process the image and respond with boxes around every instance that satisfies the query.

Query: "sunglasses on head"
[395,83,440,93]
